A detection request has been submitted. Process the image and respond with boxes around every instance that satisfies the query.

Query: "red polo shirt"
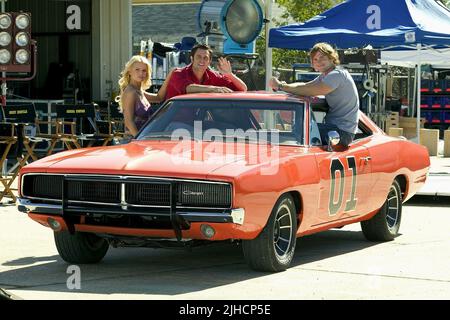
[165,64,242,100]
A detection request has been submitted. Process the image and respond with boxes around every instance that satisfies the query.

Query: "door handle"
[361,156,371,164]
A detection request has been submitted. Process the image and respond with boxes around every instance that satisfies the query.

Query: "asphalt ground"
[0,195,449,300]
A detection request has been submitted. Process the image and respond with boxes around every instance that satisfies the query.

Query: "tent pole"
[416,44,422,141]
[265,0,273,91]
[407,68,411,117]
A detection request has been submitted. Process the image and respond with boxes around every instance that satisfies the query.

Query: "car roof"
[169,91,323,104]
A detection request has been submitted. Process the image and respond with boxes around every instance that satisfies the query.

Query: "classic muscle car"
[17,92,430,272]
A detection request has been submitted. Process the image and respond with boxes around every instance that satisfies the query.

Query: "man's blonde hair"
[115,55,152,111]
[309,42,340,66]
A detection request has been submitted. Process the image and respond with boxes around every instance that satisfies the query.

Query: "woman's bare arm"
[121,88,139,137]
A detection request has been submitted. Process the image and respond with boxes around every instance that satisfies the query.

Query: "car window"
[312,110,326,124]
[137,100,305,146]
[354,120,373,140]
[250,110,294,132]
[310,112,322,145]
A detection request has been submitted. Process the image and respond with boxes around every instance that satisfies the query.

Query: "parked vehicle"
[17,92,430,271]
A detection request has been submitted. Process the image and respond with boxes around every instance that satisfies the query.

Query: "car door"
[313,139,372,226]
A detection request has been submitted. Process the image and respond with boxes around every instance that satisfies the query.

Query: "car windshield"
[137,99,305,146]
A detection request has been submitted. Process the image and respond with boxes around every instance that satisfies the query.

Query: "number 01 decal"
[329,156,357,216]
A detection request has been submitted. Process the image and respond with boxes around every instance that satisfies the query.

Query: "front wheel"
[54,231,109,264]
[242,195,298,272]
[361,179,402,241]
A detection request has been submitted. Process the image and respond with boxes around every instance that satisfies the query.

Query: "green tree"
[437,0,450,8]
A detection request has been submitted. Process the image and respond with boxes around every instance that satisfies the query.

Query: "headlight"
[15,49,29,64]
[0,49,11,64]
[15,32,29,46]
[0,32,11,46]
[0,14,11,30]
[15,14,30,30]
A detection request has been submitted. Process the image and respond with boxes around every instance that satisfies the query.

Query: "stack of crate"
[385,112,402,136]
[399,116,426,139]
[384,111,427,139]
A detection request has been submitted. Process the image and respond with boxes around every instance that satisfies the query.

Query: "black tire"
[54,231,109,264]
[361,179,402,241]
[242,194,297,272]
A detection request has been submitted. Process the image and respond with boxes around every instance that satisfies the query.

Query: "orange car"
[17,92,429,272]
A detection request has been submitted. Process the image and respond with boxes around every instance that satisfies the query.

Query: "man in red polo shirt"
[165,44,247,100]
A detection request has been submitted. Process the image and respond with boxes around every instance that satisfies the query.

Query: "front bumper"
[17,197,245,225]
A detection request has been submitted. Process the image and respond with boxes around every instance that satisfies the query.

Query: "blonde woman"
[116,55,171,136]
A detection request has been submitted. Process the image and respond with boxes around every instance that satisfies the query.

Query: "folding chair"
[0,121,18,202]
[52,103,85,150]
[6,104,67,157]
[75,103,116,147]
[2,103,50,162]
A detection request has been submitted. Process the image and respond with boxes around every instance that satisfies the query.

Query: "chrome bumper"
[17,198,245,225]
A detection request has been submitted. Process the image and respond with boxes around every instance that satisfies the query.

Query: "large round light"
[197,0,263,46]
[15,32,29,46]
[0,14,12,29]
[15,14,30,30]
[0,49,11,64]
[0,32,11,46]
[15,49,29,64]
[223,0,263,44]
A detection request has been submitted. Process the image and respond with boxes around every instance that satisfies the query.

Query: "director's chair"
[2,103,51,162]
[80,103,116,147]
[54,103,116,148]
[0,119,18,202]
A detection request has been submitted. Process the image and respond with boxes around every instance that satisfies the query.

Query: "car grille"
[68,181,121,204]
[29,174,63,199]
[22,174,232,209]
[179,182,232,208]
[126,182,171,206]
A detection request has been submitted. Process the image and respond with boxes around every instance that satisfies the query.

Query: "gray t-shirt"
[315,68,359,134]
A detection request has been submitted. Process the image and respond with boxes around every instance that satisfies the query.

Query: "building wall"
[92,0,132,101]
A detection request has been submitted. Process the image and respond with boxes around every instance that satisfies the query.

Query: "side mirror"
[327,131,340,151]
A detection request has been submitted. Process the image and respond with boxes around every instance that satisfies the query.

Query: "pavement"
[0,153,449,300]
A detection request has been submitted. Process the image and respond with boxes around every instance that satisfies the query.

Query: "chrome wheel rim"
[386,185,400,231]
[273,203,293,259]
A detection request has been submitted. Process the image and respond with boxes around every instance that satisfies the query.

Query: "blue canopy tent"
[268,0,450,139]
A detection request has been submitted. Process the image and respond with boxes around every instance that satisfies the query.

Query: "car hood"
[23,140,291,180]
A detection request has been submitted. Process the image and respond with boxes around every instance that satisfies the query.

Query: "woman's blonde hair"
[309,42,340,66]
[115,55,152,111]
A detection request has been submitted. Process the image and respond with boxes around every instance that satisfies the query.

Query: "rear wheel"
[242,195,297,272]
[361,180,402,241]
[54,231,109,264]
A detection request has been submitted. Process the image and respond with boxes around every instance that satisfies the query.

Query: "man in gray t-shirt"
[318,68,359,134]
[269,42,359,148]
